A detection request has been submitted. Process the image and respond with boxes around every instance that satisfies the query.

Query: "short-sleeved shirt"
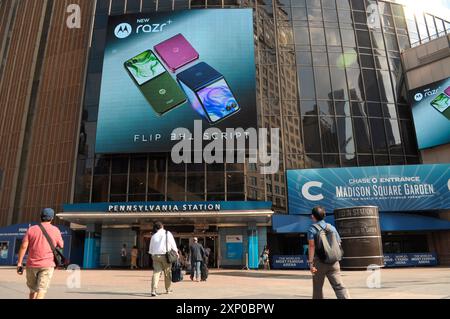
[307,220,341,242]
[23,224,64,268]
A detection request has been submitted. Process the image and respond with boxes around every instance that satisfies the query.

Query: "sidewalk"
[0,267,449,299]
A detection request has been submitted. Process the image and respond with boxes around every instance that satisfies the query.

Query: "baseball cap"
[41,208,55,221]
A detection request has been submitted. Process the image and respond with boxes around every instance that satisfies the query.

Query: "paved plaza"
[0,267,449,299]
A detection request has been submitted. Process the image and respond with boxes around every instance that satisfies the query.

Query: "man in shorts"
[17,208,64,299]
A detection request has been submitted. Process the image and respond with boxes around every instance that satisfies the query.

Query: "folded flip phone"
[154,34,199,72]
[176,62,240,124]
[430,88,450,120]
[124,49,186,115]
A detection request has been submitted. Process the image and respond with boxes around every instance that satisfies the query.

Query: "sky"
[394,0,450,19]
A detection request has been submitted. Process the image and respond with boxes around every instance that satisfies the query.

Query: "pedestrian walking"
[308,206,350,299]
[189,237,205,282]
[16,208,64,299]
[121,244,127,267]
[149,222,178,296]
[130,245,138,269]
[262,246,270,270]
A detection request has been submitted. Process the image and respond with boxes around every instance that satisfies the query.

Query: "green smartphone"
[430,91,450,120]
[124,49,186,115]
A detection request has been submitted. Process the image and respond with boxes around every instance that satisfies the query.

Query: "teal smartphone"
[430,91,450,120]
[124,50,186,115]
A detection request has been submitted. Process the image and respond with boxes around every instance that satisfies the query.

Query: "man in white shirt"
[149,221,178,296]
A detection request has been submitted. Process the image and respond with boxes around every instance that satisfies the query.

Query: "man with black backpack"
[308,206,350,299]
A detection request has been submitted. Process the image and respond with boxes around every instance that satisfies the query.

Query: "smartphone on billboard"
[430,90,450,120]
[177,62,240,124]
[154,34,199,72]
[124,49,186,115]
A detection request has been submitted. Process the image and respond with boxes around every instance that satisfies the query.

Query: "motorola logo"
[159,89,167,95]
[414,93,423,102]
[114,23,132,39]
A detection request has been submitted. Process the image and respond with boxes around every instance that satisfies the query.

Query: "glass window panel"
[325,28,341,46]
[377,70,394,103]
[148,171,165,194]
[310,28,326,45]
[303,116,321,152]
[384,33,399,51]
[187,173,205,194]
[323,9,338,22]
[110,195,127,202]
[207,172,225,193]
[110,175,127,194]
[391,4,404,17]
[374,55,389,69]
[298,67,316,100]
[130,156,147,173]
[314,67,332,99]
[126,0,140,13]
[385,119,403,154]
[341,153,357,166]
[346,68,365,100]
[338,10,352,24]
[306,0,321,8]
[351,101,367,116]
[129,174,146,194]
[305,154,323,168]
[351,0,364,11]
[292,7,307,20]
[435,18,445,34]
[94,157,110,175]
[323,155,340,167]
[294,27,310,45]
[227,173,245,193]
[394,15,407,30]
[318,100,334,115]
[92,175,109,203]
[297,50,312,65]
[322,0,336,8]
[400,120,419,155]
[341,28,356,47]
[416,14,429,41]
[167,173,185,194]
[111,157,128,174]
[337,117,356,154]
[397,35,410,51]
[377,2,391,16]
[335,101,351,116]
[363,69,380,101]
[375,155,390,166]
[390,156,405,165]
[320,116,339,153]
[312,52,328,65]
[128,194,146,202]
[330,68,349,100]
[360,54,375,68]
[308,9,323,21]
[370,32,385,50]
[356,30,371,48]
[381,15,395,32]
[352,10,367,24]
[358,155,374,166]
[336,0,350,9]
[365,101,381,116]
[291,0,306,7]
[369,118,387,154]
[353,117,372,153]
[425,15,437,38]
[300,100,318,115]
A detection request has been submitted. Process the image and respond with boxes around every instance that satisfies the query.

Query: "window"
[320,116,339,153]
[369,118,387,154]
[303,116,321,153]
[314,67,332,99]
[330,68,348,100]
[298,67,316,100]
[353,117,372,153]
[337,117,355,154]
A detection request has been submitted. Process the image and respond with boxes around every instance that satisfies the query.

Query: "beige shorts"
[26,267,55,293]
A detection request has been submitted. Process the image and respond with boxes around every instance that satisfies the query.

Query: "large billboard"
[409,77,450,149]
[95,9,257,153]
[287,164,450,214]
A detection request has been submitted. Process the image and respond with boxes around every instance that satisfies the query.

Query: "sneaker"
[151,292,158,297]
[166,290,173,294]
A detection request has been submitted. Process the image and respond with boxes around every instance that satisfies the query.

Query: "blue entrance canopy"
[272,213,450,233]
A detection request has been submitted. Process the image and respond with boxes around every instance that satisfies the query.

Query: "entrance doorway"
[174,233,218,269]
[138,229,219,269]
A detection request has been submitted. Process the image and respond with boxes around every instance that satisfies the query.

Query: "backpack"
[313,223,343,264]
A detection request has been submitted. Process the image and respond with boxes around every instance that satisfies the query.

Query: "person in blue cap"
[16,208,64,299]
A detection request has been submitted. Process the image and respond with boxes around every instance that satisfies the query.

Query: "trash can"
[334,206,383,269]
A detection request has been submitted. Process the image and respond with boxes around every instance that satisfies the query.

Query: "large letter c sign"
[302,181,324,201]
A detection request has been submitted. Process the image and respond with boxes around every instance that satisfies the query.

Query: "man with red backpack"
[308,206,350,299]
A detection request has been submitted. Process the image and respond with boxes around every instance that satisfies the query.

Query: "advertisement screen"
[409,77,450,149]
[287,164,450,214]
[95,9,257,154]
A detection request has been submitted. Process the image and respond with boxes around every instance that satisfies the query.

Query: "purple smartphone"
[154,34,199,72]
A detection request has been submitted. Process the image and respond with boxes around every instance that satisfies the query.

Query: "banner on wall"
[226,235,243,260]
[96,9,257,154]
[287,164,450,214]
[409,77,450,149]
